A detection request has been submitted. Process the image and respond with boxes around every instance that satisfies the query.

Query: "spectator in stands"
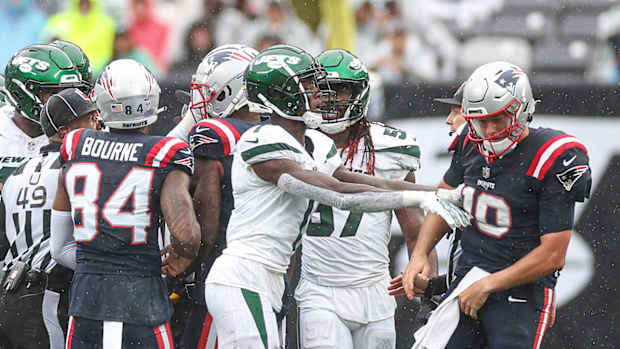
[355,1,380,64]
[129,0,171,73]
[167,22,215,86]
[251,1,322,55]
[215,0,259,46]
[41,0,115,75]
[0,0,47,72]
[369,25,439,83]
[255,34,283,52]
[110,29,160,77]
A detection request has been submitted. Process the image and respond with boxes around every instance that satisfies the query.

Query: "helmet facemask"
[189,80,216,121]
[318,79,368,134]
[251,63,333,129]
[466,98,527,162]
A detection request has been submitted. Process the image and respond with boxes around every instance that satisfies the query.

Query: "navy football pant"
[182,304,218,349]
[445,283,554,349]
[66,316,174,349]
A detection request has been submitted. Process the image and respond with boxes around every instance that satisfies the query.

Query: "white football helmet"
[94,59,162,129]
[189,44,259,121]
[463,61,536,161]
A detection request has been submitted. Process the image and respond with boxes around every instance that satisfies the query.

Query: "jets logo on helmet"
[253,55,302,70]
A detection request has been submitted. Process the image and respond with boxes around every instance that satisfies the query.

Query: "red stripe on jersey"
[160,141,188,168]
[448,135,459,152]
[154,325,166,349]
[526,134,571,177]
[216,119,242,140]
[165,322,175,348]
[532,287,552,349]
[66,316,75,349]
[203,120,232,155]
[145,138,171,166]
[462,133,470,151]
[67,128,85,161]
[198,312,215,349]
[536,141,587,180]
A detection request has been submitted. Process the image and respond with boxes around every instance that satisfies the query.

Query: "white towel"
[412,267,490,349]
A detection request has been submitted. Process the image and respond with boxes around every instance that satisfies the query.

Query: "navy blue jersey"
[189,118,254,259]
[60,128,193,325]
[443,127,591,289]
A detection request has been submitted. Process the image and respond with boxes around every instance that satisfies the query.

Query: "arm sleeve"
[167,110,197,143]
[539,147,591,235]
[276,173,435,212]
[50,209,76,270]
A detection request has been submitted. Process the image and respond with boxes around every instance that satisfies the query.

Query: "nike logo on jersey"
[246,138,259,143]
[195,126,210,134]
[563,155,577,167]
[507,296,527,303]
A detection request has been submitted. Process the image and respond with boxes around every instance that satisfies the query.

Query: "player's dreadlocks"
[341,117,376,175]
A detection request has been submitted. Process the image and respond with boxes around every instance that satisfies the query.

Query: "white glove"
[436,183,465,207]
[419,191,471,230]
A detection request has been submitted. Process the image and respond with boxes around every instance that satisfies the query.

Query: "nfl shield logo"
[482,166,490,179]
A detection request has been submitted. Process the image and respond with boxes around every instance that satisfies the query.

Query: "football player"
[203,44,470,349]
[0,88,98,349]
[50,59,200,348]
[49,40,94,93]
[0,44,84,190]
[181,44,262,349]
[294,49,434,349]
[399,61,591,348]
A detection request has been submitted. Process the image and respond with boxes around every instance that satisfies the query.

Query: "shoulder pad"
[526,132,588,181]
[145,136,194,174]
[238,124,304,165]
[371,123,420,171]
[189,119,242,159]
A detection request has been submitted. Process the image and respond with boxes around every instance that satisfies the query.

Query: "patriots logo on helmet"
[494,68,524,93]
[556,165,589,191]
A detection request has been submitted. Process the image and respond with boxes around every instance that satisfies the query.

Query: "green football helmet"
[244,44,328,128]
[50,40,93,91]
[316,49,370,134]
[4,44,82,123]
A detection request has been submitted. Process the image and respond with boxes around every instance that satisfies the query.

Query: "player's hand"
[436,184,465,207]
[388,273,428,298]
[420,193,471,230]
[400,255,431,300]
[161,246,194,276]
[458,278,491,320]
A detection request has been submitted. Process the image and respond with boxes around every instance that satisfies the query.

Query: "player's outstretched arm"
[192,158,224,262]
[161,170,201,276]
[51,171,77,270]
[252,159,470,229]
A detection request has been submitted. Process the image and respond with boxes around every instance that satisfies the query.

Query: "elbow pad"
[167,109,197,142]
[51,209,76,270]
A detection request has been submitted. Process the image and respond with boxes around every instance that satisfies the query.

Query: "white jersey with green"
[300,122,421,287]
[0,105,48,186]
[205,123,340,311]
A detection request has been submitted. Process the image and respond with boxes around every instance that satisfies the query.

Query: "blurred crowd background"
[3,0,620,91]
